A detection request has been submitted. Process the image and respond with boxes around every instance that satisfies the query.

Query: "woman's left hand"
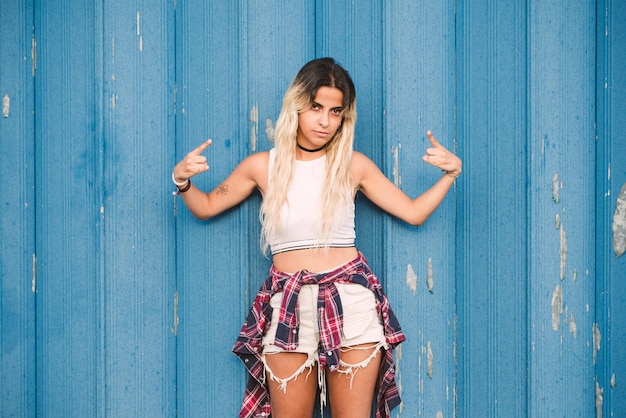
[422,131,462,178]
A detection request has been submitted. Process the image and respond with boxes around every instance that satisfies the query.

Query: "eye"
[311,103,321,110]
[331,108,343,116]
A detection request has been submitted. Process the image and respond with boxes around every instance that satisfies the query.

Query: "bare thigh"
[326,343,383,418]
[265,352,318,418]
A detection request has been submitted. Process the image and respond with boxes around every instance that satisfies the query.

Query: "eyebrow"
[312,101,343,111]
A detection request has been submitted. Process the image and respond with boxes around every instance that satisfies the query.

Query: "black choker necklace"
[296,142,326,152]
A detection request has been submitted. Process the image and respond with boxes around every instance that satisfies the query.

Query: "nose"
[319,111,329,128]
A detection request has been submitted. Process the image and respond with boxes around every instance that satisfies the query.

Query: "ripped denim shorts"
[261,283,389,397]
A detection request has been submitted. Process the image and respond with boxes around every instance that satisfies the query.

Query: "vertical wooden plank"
[596,0,626,416]
[456,0,529,416]
[175,2,315,415]
[102,1,177,416]
[382,1,457,416]
[315,0,385,273]
[240,0,315,278]
[178,2,244,414]
[0,0,36,416]
[175,2,246,416]
[34,0,101,415]
[315,4,388,417]
[528,0,597,416]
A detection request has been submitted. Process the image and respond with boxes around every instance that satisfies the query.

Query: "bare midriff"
[271,246,359,274]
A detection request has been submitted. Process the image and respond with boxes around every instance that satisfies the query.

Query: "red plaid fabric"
[232,252,406,418]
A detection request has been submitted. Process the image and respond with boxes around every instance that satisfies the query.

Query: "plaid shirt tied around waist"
[232,252,406,418]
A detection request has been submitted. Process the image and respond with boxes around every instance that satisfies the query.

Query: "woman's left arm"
[355,131,462,226]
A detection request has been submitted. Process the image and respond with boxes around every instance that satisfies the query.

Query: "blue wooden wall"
[1,1,624,417]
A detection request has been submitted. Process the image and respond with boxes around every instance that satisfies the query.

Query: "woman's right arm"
[172,140,268,220]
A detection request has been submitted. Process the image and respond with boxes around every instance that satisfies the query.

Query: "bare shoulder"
[350,150,376,170]
[351,150,370,162]
[238,151,270,191]
[241,150,269,167]
[350,150,380,183]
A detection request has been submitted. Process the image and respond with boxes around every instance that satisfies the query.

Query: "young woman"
[172,57,461,418]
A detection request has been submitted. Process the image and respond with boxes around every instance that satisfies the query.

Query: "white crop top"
[267,148,356,254]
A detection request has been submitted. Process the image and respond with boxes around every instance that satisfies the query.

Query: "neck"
[296,142,327,153]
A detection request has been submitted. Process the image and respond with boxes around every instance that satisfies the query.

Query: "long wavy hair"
[260,57,357,254]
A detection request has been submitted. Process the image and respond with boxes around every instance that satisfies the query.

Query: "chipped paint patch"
[2,94,10,117]
[31,35,37,77]
[170,291,179,335]
[551,285,562,331]
[610,373,616,388]
[427,258,434,293]
[595,381,603,418]
[593,323,601,365]
[265,118,275,142]
[395,344,404,413]
[555,213,561,229]
[559,224,567,280]
[111,38,115,65]
[249,105,258,151]
[136,11,143,51]
[427,341,434,378]
[569,312,577,338]
[392,144,401,186]
[32,254,37,293]
[612,182,626,257]
[436,412,443,418]
[406,264,417,294]
[552,173,561,203]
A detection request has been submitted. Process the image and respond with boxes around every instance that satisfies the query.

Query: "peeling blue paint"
[612,183,626,257]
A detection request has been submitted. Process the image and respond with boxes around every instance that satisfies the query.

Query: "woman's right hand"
[172,140,212,182]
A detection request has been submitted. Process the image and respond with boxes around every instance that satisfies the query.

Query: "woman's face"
[296,86,344,151]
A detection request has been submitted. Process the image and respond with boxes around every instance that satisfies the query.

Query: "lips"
[313,130,330,137]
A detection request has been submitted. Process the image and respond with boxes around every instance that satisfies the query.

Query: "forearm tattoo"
[216,183,229,195]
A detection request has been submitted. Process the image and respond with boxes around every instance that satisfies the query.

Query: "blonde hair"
[260,58,357,254]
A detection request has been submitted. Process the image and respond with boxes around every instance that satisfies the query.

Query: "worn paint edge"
[612,182,626,257]
[250,104,258,151]
[427,341,434,378]
[569,311,577,338]
[395,344,404,413]
[265,119,275,143]
[170,291,179,335]
[392,144,401,186]
[31,35,36,77]
[2,94,9,117]
[595,380,604,418]
[559,224,567,280]
[552,172,561,203]
[32,253,37,293]
[406,264,417,294]
[593,323,601,365]
[551,285,562,331]
[427,257,434,293]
